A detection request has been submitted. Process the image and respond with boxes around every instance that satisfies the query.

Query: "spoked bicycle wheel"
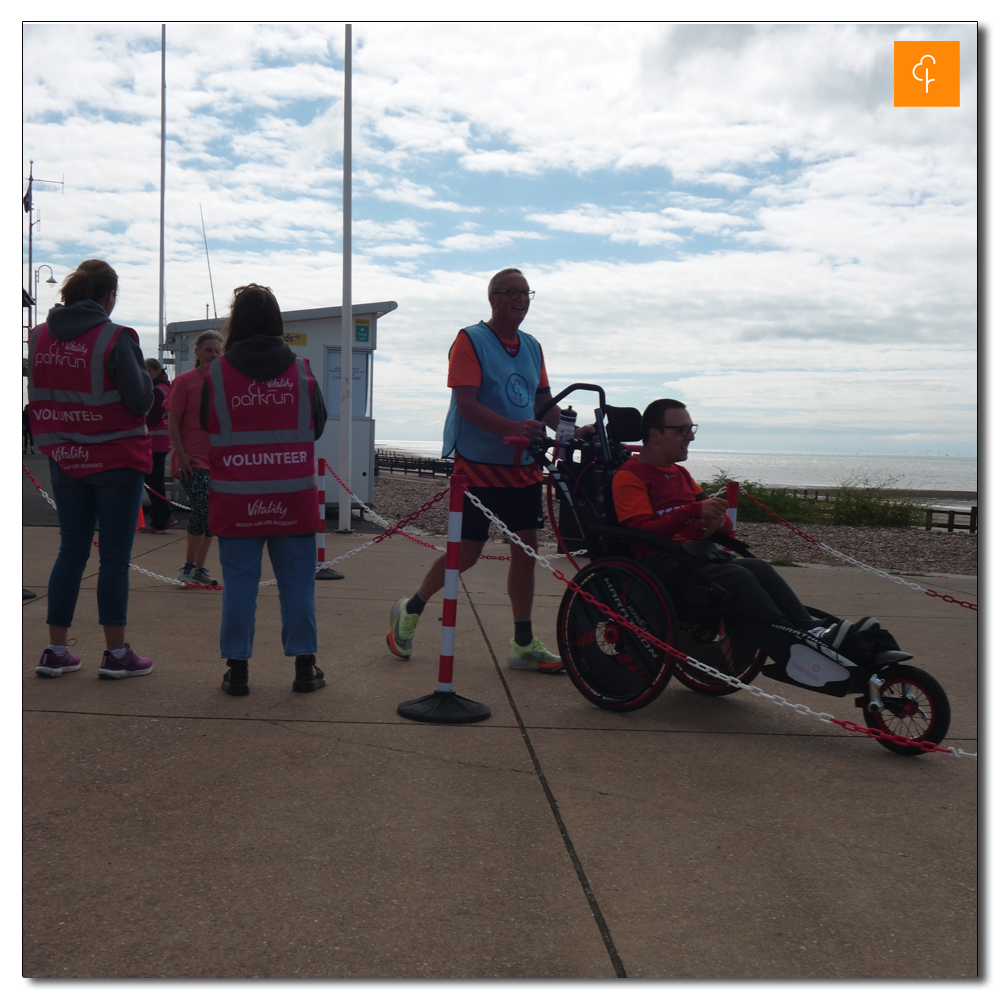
[671,618,765,696]
[557,557,675,712]
[861,664,951,756]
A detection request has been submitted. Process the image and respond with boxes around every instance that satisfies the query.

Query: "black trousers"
[646,556,816,660]
[144,451,172,529]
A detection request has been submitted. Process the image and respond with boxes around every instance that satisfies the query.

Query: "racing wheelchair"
[525,384,951,757]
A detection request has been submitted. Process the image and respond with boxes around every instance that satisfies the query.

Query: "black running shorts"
[461,483,544,542]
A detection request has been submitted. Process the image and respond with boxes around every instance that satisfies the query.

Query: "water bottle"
[556,407,577,460]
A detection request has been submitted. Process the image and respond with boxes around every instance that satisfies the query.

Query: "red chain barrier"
[923,589,979,612]
[739,488,977,613]
[322,458,514,560]
[827,717,960,755]
[144,483,192,511]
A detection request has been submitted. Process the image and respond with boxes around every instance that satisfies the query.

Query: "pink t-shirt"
[165,367,211,475]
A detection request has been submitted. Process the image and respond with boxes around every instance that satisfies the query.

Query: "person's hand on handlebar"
[514,418,550,439]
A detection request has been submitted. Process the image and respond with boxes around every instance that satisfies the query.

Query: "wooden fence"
[374,450,454,478]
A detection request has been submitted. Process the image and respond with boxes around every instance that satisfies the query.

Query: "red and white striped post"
[397,473,491,724]
[316,458,344,580]
[436,472,466,692]
[726,480,740,533]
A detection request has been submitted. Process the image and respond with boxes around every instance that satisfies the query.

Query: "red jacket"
[612,457,733,558]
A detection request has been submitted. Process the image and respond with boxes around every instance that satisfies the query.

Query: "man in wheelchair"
[610,398,876,664]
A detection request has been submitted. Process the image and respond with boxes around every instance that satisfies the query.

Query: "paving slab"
[22,524,978,978]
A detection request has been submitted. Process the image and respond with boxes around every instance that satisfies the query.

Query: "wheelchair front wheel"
[557,557,675,712]
[671,619,765,696]
[861,664,951,756]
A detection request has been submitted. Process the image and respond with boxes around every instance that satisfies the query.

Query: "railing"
[374,450,454,478]
[775,488,977,533]
[925,507,977,534]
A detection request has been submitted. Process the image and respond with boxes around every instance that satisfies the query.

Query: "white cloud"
[438,230,546,252]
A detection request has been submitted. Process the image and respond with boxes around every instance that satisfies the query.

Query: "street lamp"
[31,265,57,329]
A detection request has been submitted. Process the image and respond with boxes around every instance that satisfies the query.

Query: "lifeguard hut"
[164,301,397,508]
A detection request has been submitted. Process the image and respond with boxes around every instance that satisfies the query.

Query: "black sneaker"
[222,658,250,696]
[292,654,325,693]
[812,617,881,651]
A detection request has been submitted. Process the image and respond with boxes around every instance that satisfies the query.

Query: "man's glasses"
[495,289,535,301]
[655,424,697,436]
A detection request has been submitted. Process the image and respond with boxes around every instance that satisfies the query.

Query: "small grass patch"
[769,557,801,567]
[701,468,923,529]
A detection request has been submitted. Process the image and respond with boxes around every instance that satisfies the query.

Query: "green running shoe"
[507,637,564,673]
[387,597,420,659]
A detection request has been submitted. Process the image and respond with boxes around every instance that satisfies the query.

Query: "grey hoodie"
[43,300,153,417]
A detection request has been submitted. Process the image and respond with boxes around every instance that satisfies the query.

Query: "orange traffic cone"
[136,506,145,530]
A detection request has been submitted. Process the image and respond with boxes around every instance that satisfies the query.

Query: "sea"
[375,440,978,494]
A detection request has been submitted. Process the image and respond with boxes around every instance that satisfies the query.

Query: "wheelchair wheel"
[557,557,675,712]
[671,619,765,696]
[861,664,951,756]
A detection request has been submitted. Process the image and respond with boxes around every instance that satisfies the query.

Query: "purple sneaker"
[35,645,82,678]
[98,644,153,679]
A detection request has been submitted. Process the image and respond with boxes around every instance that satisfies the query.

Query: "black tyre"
[861,664,951,756]
[557,557,675,712]
[671,618,765,696]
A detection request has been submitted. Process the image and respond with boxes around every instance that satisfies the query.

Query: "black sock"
[406,592,427,616]
[514,618,533,647]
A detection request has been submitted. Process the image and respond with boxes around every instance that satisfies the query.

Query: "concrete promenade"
[22,517,978,978]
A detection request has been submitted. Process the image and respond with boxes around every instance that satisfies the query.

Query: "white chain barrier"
[462,489,976,761]
[320,459,585,559]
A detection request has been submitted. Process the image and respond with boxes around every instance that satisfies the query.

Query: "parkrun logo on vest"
[247,499,288,518]
[232,377,295,408]
[52,444,90,462]
[35,344,87,368]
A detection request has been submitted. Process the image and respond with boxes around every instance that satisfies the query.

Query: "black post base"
[316,567,345,580]
[397,690,491,724]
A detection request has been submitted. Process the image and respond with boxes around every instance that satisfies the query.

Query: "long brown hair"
[222,284,283,352]
[60,259,118,306]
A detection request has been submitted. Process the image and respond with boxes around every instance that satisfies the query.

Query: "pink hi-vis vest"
[27,321,152,476]
[150,379,171,453]
[205,356,320,537]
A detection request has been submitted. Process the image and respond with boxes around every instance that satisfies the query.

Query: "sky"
[20,20,978,456]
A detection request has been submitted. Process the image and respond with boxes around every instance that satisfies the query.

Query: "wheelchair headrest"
[605,404,643,443]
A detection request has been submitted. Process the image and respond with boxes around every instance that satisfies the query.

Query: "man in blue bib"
[387,268,566,672]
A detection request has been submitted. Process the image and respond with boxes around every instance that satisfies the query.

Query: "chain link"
[23,464,58,511]
[463,488,975,762]
[739,487,977,612]
[143,483,193,512]
[320,459,585,561]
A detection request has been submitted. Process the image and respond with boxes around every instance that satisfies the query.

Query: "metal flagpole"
[338,23,353,532]
[158,24,167,363]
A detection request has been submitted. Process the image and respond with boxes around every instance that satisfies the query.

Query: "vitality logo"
[52,445,90,462]
[894,41,960,107]
[247,499,288,518]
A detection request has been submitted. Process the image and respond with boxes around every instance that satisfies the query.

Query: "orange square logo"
[894,41,960,107]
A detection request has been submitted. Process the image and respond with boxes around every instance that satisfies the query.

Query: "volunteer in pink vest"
[138,356,177,533]
[201,284,327,696]
[27,259,155,680]
[165,330,222,586]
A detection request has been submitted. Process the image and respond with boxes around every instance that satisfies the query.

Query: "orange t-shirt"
[448,328,550,489]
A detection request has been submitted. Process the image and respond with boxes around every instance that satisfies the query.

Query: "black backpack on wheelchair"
[534,384,951,756]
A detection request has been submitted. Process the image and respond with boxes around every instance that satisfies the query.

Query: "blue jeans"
[218,535,317,660]
[47,460,145,628]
